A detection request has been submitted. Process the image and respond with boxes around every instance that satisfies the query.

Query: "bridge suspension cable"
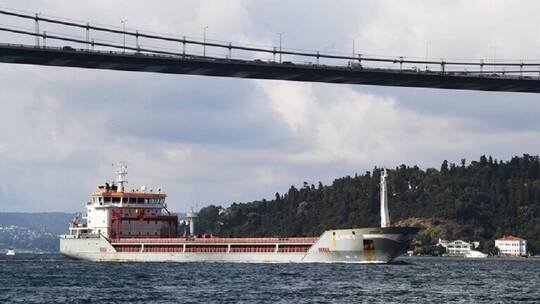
[1,8,540,69]
[1,7,540,93]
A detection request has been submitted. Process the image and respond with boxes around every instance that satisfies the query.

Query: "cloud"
[0,1,539,212]
[258,80,540,168]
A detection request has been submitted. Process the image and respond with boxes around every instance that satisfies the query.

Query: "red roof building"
[495,235,527,256]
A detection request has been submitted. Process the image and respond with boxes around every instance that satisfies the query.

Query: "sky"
[0,0,539,213]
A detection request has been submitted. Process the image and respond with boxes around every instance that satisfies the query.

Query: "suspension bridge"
[0,8,539,93]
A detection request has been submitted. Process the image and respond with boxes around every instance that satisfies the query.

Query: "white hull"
[60,227,419,264]
[466,250,488,258]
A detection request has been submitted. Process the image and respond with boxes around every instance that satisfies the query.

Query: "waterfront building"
[437,239,475,256]
[495,236,527,256]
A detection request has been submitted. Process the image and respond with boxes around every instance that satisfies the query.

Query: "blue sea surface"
[0,254,539,303]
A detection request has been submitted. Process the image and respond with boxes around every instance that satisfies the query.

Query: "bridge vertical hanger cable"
[182,36,186,57]
[85,22,89,50]
[121,19,127,54]
[34,13,39,47]
[202,26,208,57]
[277,32,284,63]
[352,39,355,64]
[135,30,140,52]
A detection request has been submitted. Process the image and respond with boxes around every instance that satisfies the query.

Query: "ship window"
[124,197,130,204]
[137,198,144,204]
[112,197,121,203]
[363,240,375,251]
[104,197,111,203]
[99,197,103,203]
[147,232,149,235]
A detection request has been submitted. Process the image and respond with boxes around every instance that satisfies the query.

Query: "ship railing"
[111,237,319,244]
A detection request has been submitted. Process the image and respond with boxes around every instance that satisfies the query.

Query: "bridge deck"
[1,44,539,93]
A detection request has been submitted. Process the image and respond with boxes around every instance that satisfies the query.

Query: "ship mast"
[115,162,128,193]
[186,207,198,236]
[380,168,391,228]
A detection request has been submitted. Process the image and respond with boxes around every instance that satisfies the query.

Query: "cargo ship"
[59,164,419,263]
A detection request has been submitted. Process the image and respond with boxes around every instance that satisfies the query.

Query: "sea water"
[1,254,538,303]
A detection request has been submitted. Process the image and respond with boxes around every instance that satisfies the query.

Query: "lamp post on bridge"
[351,38,359,65]
[425,40,431,71]
[352,38,356,61]
[491,45,497,72]
[277,32,284,63]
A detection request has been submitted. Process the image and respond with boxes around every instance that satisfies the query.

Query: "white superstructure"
[69,164,176,241]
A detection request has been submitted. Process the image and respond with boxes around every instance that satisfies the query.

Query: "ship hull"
[60,227,419,263]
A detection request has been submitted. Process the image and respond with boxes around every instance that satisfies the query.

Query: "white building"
[437,239,475,256]
[495,236,527,256]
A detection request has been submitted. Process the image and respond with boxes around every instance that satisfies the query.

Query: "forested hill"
[196,155,540,253]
